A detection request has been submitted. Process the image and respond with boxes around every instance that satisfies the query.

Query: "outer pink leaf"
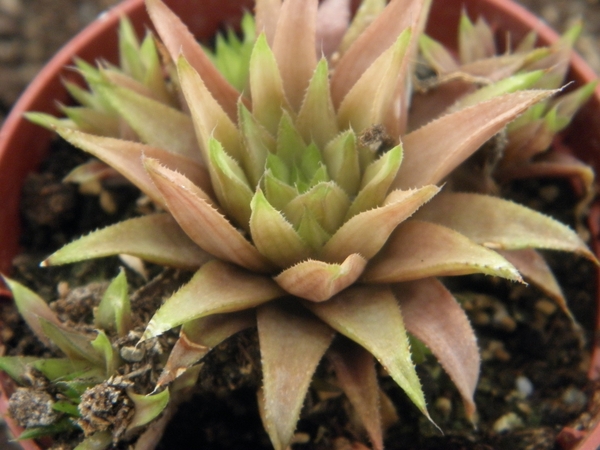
[363,220,522,283]
[1,276,62,347]
[142,260,284,340]
[329,339,383,450]
[304,285,430,420]
[42,214,211,270]
[56,127,211,209]
[274,254,367,302]
[145,0,240,118]
[177,56,242,163]
[393,278,480,420]
[316,0,351,59]
[157,311,255,387]
[393,90,555,190]
[321,186,439,263]
[331,0,426,107]
[258,302,334,450]
[255,0,281,45]
[272,0,318,111]
[143,158,274,273]
[415,192,598,262]
[497,248,571,317]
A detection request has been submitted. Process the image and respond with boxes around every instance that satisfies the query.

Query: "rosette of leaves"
[0,271,180,449]
[417,12,597,191]
[10,0,598,449]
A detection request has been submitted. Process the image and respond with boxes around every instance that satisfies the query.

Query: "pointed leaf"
[393,278,480,420]
[142,260,284,340]
[331,0,425,106]
[90,331,120,376]
[238,101,275,187]
[315,0,351,58]
[39,319,104,367]
[337,29,411,134]
[43,214,210,270]
[415,192,598,262]
[0,356,41,384]
[255,0,281,45]
[258,301,334,450]
[305,285,430,419]
[328,339,383,450]
[283,182,351,235]
[94,269,132,337]
[339,0,386,53]
[272,0,318,111]
[207,138,254,230]
[249,34,292,135]
[321,186,439,263]
[97,84,200,160]
[275,254,367,302]
[394,90,555,189]
[144,159,273,272]
[146,0,240,118]
[296,59,338,148]
[127,388,170,430]
[157,311,255,387]
[419,34,458,74]
[323,130,361,196]
[363,220,522,283]
[498,248,571,317]
[249,190,313,268]
[346,144,403,219]
[56,128,211,209]
[1,276,61,347]
[177,56,242,162]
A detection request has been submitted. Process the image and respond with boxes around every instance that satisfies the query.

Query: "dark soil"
[2,1,600,450]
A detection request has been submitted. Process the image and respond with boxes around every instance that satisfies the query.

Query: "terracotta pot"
[0,0,598,449]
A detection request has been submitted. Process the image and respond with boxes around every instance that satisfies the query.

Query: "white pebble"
[516,376,534,398]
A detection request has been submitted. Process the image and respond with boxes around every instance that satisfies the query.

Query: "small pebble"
[516,375,534,398]
[535,299,558,316]
[120,345,145,362]
[562,386,587,409]
[434,397,452,419]
[492,412,524,433]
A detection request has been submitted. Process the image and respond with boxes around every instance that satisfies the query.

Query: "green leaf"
[39,319,104,367]
[43,214,211,270]
[321,186,439,263]
[53,400,80,417]
[296,58,338,148]
[17,418,74,441]
[322,130,360,196]
[238,101,275,187]
[346,144,403,219]
[207,138,254,230]
[97,84,200,160]
[33,358,104,382]
[249,190,312,267]
[1,276,61,347]
[94,270,132,338]
[249,33,291,135]
[142,260,284,340]
[127,388,170,430]
[0,356,40,384]
[305,285,431,421]
[91,331,120,376]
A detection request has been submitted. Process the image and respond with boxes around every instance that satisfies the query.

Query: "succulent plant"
[0,271,184,448]
[2,0,598,449]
